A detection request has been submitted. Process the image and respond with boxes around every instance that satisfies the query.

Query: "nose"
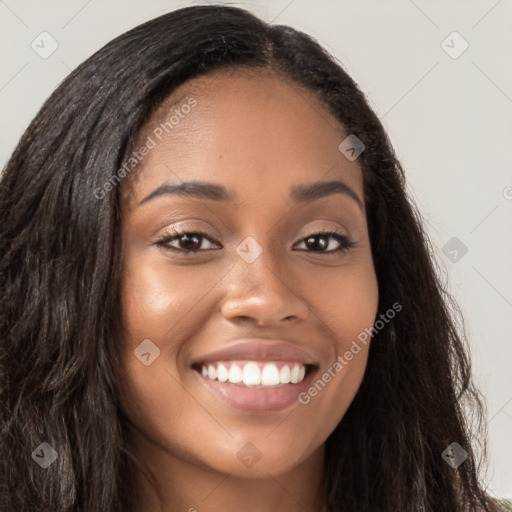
[220,253,310,327]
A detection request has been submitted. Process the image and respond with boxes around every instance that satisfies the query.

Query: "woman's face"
[118,69,379,478]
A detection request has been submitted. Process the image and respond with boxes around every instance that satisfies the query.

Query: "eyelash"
[155,227,356,256]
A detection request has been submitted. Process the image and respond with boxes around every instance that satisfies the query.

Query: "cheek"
[294,258,378,427]
[116,259,216,447]
[121,262,181,329]
[306,259,379,347]
[119,258,221,340]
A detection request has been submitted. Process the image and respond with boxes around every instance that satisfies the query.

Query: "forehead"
[122,68,364,209]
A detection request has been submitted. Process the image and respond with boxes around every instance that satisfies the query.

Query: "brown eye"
[294,231,355,255]
[156,230,221,254]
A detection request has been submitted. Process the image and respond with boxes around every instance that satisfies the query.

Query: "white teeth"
[290,364,301,384]
[228,364,243,383]
[261,364,280,386]
[199,361,309,387]
[280,365,291,384]
[217,363,229,382]
[243,362,261,386]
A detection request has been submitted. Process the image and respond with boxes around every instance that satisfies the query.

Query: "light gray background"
[1,0,511,500]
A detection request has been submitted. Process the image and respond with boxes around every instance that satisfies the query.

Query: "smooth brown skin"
[117,68,379,512]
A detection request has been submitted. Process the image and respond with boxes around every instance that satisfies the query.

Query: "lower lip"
[194,368,317,413]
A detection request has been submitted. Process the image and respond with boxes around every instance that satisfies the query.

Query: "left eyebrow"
[138,179,363,210]
[290,180,363,209]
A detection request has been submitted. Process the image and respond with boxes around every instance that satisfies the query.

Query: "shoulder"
[488,499,512,512]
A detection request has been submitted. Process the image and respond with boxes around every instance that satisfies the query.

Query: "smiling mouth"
[191,360,317,388]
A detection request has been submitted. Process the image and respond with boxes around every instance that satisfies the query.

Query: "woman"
[0,5,505,512]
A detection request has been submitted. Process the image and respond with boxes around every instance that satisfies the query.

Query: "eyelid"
[156,224,349,243]
[156,227,220,248]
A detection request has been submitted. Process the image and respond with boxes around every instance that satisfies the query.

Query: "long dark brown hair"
[0,5,500,511]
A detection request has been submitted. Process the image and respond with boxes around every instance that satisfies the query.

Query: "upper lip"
[191,339,319,366]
